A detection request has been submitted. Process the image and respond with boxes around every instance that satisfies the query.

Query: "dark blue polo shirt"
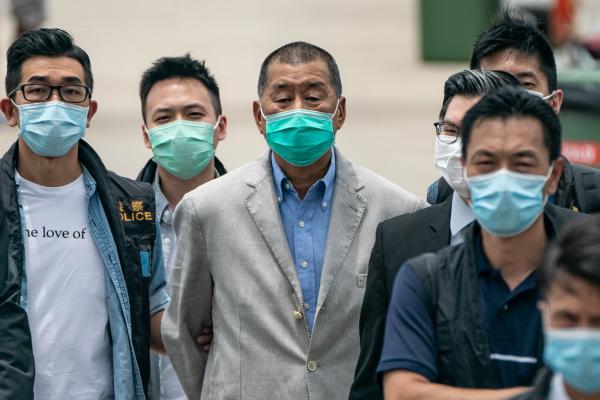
[377,232,542,387]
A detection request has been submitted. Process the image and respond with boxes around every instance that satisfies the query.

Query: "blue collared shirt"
[16,166,169,400]
[271,151,336,334]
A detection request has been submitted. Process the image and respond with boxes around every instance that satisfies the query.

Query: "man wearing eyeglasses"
[349,69,520,400]
[0,28,168,400]
[428,14,600,213]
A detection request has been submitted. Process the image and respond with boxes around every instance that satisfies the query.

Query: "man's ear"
[0,97,19,127]
[142,125,152,150]
[333,96,346,133]
[545,156,564,196]
[550,89,563,114]
[252,100,265,137]
[86,100,98,128]
[213,115,227,148]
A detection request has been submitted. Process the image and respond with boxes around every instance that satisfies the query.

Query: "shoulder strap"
[409,252,441,320]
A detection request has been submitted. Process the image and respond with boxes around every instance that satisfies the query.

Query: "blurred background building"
[0,0,598,198]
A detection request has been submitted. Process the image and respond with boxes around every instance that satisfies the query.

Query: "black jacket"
[431,157,600,213]
[135,157,227,183]
[407,205,586,387]
[349,196,453,400]
[0,191,34,400]
[0,140,159,399]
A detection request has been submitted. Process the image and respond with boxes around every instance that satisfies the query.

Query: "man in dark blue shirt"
[379,87,587,399]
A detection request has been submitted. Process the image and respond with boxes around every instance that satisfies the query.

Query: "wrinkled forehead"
[19,56,86,85]
[264,59,334,92]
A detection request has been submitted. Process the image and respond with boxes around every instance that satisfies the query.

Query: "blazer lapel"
[244,154,304,304]
[317,149,367,312]
[425,196,453,249]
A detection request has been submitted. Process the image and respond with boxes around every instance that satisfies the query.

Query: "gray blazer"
[162,149,427,399]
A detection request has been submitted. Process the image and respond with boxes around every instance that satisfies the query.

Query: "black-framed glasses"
[10,84,91,103]
[434,121,460,144]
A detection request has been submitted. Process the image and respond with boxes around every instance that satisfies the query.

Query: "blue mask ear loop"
[542,162,555,204]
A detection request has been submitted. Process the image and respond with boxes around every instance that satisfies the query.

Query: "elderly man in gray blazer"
[162,41,427,400]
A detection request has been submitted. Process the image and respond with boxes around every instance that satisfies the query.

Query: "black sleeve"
[349,223,387,400]
[0,204,35,400]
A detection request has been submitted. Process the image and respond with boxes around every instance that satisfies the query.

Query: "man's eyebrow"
[273,82,291,91]
[26,75,83,84]
[151,107,174,115]
[471,149,496,158]
[305,81,327,89]
[514,71,539,81]
[513,149,540,158]
[441,119,460,127]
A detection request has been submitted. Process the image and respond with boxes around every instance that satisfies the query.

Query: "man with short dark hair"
[0,28,168,399]
[511,217,600,399]
[136,54,227,400]
[161,41,427,399]
[349,69,520,400]
[380,87,587,399]
[428,14,600,213]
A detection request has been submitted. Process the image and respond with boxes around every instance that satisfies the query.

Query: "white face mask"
[434,136,470,198]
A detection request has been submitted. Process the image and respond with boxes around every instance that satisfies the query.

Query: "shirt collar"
[153,171,172,224]
[270,149,336,206]
[450,191,475,238]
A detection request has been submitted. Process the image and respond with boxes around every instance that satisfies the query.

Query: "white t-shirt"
[18,172,114,399]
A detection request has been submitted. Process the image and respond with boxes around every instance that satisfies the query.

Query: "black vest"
[0,140,156,397]
[408,205,587,387]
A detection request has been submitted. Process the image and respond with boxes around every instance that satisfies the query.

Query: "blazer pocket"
[356,273,368,288]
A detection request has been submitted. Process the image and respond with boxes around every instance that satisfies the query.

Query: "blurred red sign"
[562,141,600,166]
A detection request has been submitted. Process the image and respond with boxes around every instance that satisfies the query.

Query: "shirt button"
[503,304,509,311]
[322,202,327,208]
[307,360,317,372]
[293,311,303,320]
[301,261,308,268]
[285,183,291,190]
[164,237,171,245]
[304,303,310,310]
[299,220,305,228]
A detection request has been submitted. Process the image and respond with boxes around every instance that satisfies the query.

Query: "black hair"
[461,86,561,161]
[139,53,221,123]
[439,69,520,119]
[257,41,342,98]
[540,217,600,298]
[470,13,558,91]
[5,28,94,96]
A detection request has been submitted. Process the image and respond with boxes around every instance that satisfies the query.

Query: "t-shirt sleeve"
[376,263,438,383]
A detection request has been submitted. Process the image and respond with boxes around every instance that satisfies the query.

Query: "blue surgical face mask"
[147,118,219,180]
[465,167,553,237]
[14,100,88,157]
[261,100,339,167]
[544,328,600,394]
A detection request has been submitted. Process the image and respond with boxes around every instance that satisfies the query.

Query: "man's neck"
[158,159,215,209]
[17,140,82,187]
[274,151,331,200]
[481,216,547,291]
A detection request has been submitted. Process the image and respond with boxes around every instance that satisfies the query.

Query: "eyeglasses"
[434,121,460,144]
[10,84,91,103]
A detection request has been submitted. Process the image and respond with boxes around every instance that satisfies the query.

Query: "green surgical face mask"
[262,100,338,167]
[147,118,219,180]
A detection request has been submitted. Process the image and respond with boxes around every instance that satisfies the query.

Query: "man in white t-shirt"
[136,55,227,399]
[0,28,168,400]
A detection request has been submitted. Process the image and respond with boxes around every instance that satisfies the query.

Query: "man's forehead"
[469,117,546,151]
[480,49,546,82]
[20,55,85,82]
[146,78,214,113]
[445,95,482,124]
[265,60,331,88]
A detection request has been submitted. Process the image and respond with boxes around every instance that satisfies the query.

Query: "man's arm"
[161,196,213,399]
[383,371,527,400]
[350,223,388,400]
[379,265,528,400]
